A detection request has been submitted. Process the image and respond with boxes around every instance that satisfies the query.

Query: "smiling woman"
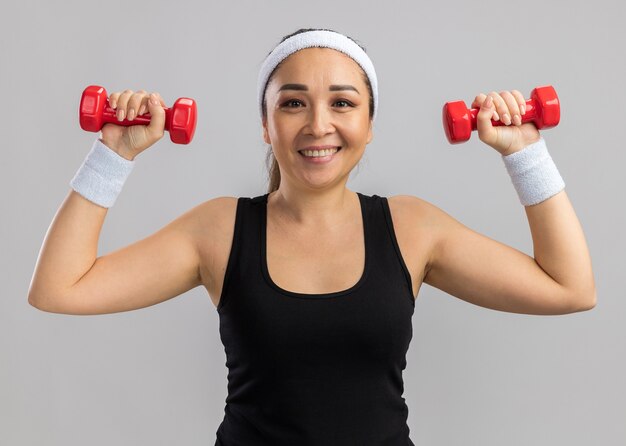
[27,25,595,446]
[261,47,373,196]
[260,28,375,194]
[210,28,424,445]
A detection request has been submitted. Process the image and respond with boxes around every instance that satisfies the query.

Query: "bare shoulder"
[188,196,239,260]
[387,193,461,243]
[385,194,449,293]
[386,194,448,232]
[189,196,239,236]
[387,194,475,278]
[186,196,239,308]
[171,196,237,247]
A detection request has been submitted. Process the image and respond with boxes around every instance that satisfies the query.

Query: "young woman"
[28,28,595,445]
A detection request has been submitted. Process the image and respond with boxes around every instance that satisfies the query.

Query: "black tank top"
[215,192,416,445]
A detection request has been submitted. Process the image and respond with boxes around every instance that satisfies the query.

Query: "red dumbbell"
[79,85,197,144]
[442,85,560,144]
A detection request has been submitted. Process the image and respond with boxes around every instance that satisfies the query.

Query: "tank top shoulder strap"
[366,193,414,302]
[216,194,267,312]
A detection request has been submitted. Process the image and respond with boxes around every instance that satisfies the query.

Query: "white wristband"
[501,137,565,206]
[69,138,135,208]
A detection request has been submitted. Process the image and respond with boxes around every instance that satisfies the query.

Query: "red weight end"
[79,85,107,132]
[169,98,198,144]
[443,101,471,144]
[531,85,560,129]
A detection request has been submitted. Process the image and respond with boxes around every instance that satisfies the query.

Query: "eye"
[280,99,355,108]
[335,100,353,108]
[282,99,303,108]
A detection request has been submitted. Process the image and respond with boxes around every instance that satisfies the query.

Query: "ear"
[262,117,271,145]
[366,120,373,144]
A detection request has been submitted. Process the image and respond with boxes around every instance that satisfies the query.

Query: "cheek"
[344,126,367,143]
[274,123,302,143]
[265,120,287,143]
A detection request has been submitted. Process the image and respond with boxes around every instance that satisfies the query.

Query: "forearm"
[524,189,596,305]
[28,190,108,306]
[28,138,134,307]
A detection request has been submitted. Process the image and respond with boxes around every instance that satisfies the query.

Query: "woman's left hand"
[472,90,542,156]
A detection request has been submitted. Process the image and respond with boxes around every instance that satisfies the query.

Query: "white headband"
[257,30,378,122]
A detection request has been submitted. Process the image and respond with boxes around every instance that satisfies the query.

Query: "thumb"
[146,93,166,140]
[476,95,497,145]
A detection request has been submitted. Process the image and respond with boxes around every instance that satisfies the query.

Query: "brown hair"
[261,28,375,194]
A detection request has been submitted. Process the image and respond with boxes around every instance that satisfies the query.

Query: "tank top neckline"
[259,191,370,299]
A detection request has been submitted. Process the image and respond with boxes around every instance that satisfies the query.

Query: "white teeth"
[300,148,339,157]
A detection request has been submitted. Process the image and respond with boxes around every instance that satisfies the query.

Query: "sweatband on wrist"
[501,136,565,206]
[69,138,135,208]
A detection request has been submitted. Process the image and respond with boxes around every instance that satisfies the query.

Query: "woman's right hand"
[100,89,167,160]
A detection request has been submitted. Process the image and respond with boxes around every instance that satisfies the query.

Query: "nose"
[304,103,335,138]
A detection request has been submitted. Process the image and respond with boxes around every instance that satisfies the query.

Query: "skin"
[27,47,596,316]
[261,48,373,227]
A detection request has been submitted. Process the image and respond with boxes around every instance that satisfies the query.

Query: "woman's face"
[262,47,373,191]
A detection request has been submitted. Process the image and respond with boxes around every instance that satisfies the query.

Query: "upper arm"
[38,199,220,316]
[402,195,583,315]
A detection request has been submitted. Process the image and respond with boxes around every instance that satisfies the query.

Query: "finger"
[488,91,511,125]
[138,98,148,116]
[108,92,121,109]
[489,92,504,122]
[476,94,497,145]
[510,89,526,116]
[138,95,153,116]
[138,93,165,116]
[127,90,148,121]
[115,89,134,121]
[472,93,499,122]
[155,92,166,107]
[499,90,522,126]
[471,93,487,109]
[146,92,165,140]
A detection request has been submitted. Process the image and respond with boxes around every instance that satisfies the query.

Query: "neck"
[268,185,357,228]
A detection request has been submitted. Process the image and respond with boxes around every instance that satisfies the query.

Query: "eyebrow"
[278,83,360,94]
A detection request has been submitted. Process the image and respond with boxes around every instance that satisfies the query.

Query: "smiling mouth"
[298,147,342,157]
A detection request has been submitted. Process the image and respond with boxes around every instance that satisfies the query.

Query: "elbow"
[583,290,597,311]
[571,288,597,313]
[28,293,46,311]
[28,281,46,310]
[28,293,55,313]
[28,296,43,311]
